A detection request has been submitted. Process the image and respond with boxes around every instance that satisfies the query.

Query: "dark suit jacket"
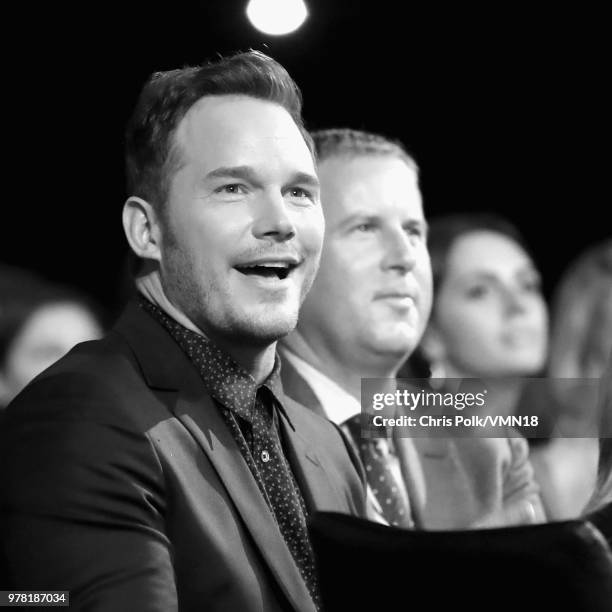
[279,352,545,529]
[0,302,366,611]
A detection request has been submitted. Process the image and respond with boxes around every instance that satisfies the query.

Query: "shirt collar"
[138,295,292,428]
[281,349,361,425]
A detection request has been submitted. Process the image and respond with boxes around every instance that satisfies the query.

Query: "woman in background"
[531,240,612,519]
[400,213,547,528]
[0,265,104,409]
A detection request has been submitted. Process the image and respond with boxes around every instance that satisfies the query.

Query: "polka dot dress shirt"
[139,297,320,609]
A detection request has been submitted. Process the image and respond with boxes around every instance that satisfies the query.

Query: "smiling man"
[0,53,365,612]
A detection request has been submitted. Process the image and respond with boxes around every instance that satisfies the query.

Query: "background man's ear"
[122,197,162,262]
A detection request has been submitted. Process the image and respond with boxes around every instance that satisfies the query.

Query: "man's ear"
[122,196,162,262]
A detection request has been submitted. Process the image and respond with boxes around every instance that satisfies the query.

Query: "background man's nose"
[382,228,417,273]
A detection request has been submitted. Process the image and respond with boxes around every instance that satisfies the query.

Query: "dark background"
[3,1,608,317]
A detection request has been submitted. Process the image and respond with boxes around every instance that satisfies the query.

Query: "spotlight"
[246,0,308,36]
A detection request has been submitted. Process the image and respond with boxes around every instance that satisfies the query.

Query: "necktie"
[251,387,320,609]
[345,415,414,528]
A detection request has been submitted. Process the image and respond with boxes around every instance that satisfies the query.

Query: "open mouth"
[234,262,297,280]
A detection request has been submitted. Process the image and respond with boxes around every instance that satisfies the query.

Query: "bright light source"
[246,0,308,36]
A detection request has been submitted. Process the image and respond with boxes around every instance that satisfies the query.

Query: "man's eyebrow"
[335,212,379,230]
[341,211,377,223]
[205,166,258,182]
[337,213,428,230]
[288,172,320,189]
[404,218,429,232]
[204,167,319,189]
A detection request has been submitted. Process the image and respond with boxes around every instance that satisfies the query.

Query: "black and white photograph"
[1,1,610,609]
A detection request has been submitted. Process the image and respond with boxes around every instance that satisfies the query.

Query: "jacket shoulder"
[5,330,162,430]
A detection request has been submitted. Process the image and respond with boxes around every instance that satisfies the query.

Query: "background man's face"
[298,155,432,366]
[159,95,324,347]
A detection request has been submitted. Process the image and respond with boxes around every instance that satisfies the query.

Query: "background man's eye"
[290,188,311,198]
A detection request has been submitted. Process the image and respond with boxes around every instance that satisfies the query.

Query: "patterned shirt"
[138,296,320,609]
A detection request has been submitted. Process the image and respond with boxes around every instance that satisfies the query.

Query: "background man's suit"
[279,354,544,529]
[0,302,365,611]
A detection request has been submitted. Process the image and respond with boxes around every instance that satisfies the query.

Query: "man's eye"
[355,223,374,232]
[215,184,246,195]
[288,187,312,199]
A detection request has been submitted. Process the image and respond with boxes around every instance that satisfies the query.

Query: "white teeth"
[244,263,289,268]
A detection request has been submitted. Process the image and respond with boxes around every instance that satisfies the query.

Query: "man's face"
[159,95,323,347]
[298,155,432,368]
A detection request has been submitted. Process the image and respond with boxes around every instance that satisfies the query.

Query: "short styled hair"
[125,50,314,212]
[310,128,418,173]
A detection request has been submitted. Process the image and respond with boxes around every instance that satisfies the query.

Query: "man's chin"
[233,312,299,346]
[369,335,418,363]
[381,326,421,352]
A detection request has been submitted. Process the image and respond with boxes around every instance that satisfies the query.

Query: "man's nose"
[381,227,417,273]
[251,192,296,242]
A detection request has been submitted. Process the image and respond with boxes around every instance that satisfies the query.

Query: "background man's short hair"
[310,128,419,173]
[125,50,314,213]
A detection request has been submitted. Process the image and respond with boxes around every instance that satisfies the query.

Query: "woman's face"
[0,302,102,404]
[429,230,548,378]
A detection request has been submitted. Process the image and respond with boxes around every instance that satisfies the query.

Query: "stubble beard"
[162,244,302,348]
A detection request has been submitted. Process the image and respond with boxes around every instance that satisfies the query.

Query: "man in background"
[281,129,431,526]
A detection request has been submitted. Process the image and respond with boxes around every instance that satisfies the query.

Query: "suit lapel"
[277,355,355,511]
[174,392,317,612]
[115,303,317,612]
[279,352,328,419]
[278,401,345,513]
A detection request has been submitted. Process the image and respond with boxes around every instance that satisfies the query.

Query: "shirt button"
[261,450,270,463]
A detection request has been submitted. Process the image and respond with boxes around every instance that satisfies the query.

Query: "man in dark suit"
[279,129,432,527]
[0,52,365,611]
